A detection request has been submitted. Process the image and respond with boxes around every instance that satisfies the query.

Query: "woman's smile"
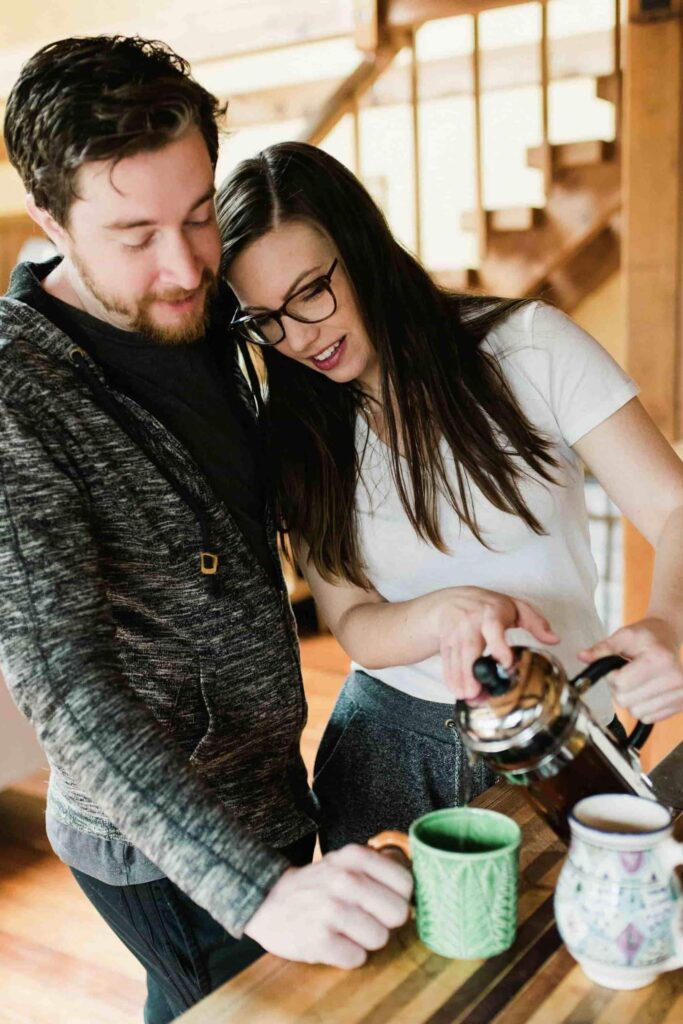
[311,335,346,370]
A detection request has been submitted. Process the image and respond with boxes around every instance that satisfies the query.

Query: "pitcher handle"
[571,655,653,751]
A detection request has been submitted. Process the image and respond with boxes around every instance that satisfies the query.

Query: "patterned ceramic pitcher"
[554,793,683,989]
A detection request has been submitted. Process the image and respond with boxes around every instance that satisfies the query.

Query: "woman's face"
[227,221,379,392]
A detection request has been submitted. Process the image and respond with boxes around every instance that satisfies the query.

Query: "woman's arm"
[299,554,558,699]
[573,397,683,722]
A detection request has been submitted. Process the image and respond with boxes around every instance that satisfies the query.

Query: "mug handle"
[368,830,411,863]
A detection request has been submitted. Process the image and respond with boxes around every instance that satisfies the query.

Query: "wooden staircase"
[298,3,624,316]
[452,134,621,310]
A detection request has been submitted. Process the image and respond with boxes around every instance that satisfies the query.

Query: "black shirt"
[10,259,275,580]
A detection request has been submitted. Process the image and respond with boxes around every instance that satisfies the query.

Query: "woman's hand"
[434,588,559,700]
[579,618,683,723]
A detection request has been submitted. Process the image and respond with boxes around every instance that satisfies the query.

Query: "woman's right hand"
[432,588,559,700]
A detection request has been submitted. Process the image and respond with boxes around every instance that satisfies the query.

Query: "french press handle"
[571,655,653,751]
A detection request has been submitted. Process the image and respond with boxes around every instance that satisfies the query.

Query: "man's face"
[60,128,221,343]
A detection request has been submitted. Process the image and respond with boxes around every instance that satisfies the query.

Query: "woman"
[217,142,683,851]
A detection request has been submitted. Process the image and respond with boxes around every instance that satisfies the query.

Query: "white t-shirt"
[353,301,639,725]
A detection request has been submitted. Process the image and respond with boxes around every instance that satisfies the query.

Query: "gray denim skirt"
[313,670,497,852]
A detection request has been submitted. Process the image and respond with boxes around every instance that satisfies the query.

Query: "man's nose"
[158,234,203,291]
[282,317,321,353]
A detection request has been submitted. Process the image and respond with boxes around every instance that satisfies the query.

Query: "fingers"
[442,632,483,700]
[579,637,620,662]
[580,622,669,664]
[243,850,412,969]
[441,635,459,694]
[319,849,413,967]
[514,599,559,645]
[331,845,413,905]
[330,899,389,953]
[458,628,486,700]
[312,932,368,970]
[608,650,683,722]
[583,628,683,723]
[628,691,683,723]
[442,596,559,698]
[480,603,514,667]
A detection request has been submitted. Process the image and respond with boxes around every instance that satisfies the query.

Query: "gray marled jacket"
[0,285,317,936]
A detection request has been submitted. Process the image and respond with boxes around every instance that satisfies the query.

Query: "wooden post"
[539,0,553,198]
[410,30,423,260]
[354,0,387,52]
[352,95,362,179]
[613,0,623,148]
[472,14,487,263]
[623,0,683,766]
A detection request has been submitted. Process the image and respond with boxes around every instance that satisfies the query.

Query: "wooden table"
[178,783,683,1024]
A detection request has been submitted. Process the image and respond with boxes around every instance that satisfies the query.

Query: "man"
[0,36,411,1023]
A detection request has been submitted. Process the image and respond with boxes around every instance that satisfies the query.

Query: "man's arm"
[0,400,413,963]
[0,400,288,935]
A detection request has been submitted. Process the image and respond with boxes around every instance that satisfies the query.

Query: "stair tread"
[527,138,616,171]
[461,206,544,234]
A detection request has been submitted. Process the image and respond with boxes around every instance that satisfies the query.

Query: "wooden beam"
[613,0,623,147]
[0,5,357,101]
[352,95,362,177]
[354,0,388,52]
[540,1,553,198]
[628,0,683,23]
[233,28,613,128]
[301,35,407,146]
[472,15,487,263]
[388,0,533,27]
[410,31,423,259]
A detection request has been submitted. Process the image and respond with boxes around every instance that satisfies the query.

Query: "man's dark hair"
[4,35,226,225]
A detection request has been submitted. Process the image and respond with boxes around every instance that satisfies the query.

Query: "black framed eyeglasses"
[229,258,339,347]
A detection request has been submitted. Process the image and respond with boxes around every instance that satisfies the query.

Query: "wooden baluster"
[472,14,487,264]
[410,29,422,260]
[614,0,623,149]
[540,0,553,199]
[352,94,362,179]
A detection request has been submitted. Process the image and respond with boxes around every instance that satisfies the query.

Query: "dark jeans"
[314,671,496,852]
[71,832,315,1024]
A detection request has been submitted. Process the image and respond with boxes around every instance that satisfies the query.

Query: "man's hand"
[579,617,683,723]
[243,844,413,969]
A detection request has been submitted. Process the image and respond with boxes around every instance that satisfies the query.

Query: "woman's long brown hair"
[217,142,559,588]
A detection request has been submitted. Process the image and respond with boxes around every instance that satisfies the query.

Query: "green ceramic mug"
[369,807,521,959]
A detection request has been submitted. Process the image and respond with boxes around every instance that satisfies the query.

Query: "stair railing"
[299,0,620,294]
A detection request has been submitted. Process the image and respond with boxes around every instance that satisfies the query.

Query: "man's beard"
[72,252,218,345]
